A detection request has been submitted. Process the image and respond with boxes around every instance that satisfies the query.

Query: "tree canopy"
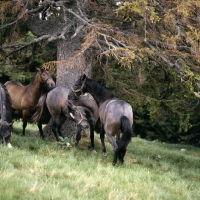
[1,0,200,144]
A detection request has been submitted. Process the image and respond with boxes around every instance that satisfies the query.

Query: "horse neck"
[86,87,101,106]
[78,95,98,112]
[27,72,43,98]
[85,80,112,106]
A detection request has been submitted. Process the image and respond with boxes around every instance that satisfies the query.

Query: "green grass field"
[0,121,200,200]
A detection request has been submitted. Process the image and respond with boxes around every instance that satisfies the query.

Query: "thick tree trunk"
[27,2,93,141]
[43,34,93,141]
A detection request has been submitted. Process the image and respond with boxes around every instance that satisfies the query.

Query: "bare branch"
[3,34,50,57]
[65,8,91,26]
[144,40,185,76]
[71,25,84,39]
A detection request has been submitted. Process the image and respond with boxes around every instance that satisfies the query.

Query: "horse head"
[68,100,89,129]
[37,68,55,90]
[68,74,87,99]
[0,121,12,147]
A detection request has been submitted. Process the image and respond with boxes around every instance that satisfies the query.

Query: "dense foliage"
[1,0,200,144]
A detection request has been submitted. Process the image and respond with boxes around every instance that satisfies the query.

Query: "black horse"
[0,83,13,148]
[69,74,133,165]
[71,92,100,149]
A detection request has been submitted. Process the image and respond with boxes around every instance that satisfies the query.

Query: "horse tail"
[118,116,132,151]
[29,93,47,123]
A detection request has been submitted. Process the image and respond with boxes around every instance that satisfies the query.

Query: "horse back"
[5,81,41,110]
[5,81,26,110]
[100,99,133,128]
[73,93,99,122]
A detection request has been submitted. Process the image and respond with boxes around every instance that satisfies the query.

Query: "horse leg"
[37,119,45,140]
[22,110,29,136]
[51,115,65,141]
[90,126,94,150]
[52,122,60,141]
[57,117,65,139]
[22,120,27,136]
[105,133,118,165]
[57,127,64,139]
[116,131,120,145]
[113,151,118,166]
[75,125,82,147]
[5,134,12,148]
[100,127,107,156]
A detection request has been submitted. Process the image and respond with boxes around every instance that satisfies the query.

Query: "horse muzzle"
[48,82,56,90]
[44,77,56,90]
[81,122,89,129]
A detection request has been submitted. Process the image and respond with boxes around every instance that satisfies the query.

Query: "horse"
[29,86,91,142]
[0,83,13,148]
[71,92,100,149]
[69,74,133,165]
[4,67,55,139]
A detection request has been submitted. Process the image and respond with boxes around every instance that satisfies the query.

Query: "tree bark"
[26,0,95,140]
[42,32,93,141]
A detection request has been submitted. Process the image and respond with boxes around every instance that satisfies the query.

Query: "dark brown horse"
[4,68,55,138]
[0,83,13,148]
[71,92,100,149]
[69,74,133,165]
[30,86,90,141]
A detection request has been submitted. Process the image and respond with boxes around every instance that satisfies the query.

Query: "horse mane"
[29,72,38,85]
[86,77,114,103]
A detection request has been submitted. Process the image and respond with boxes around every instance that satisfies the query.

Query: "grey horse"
[69,74,133,165]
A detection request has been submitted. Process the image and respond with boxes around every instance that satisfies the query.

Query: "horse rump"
[29,93,48,123]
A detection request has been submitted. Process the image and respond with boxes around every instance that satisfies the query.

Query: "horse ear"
[68,100,73,108]
[36,68,41,73]
[82,74,86,81]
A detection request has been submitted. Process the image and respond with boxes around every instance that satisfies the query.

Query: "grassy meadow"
[0,121,200,200]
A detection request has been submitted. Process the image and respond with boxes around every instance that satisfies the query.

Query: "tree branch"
[65,8,91,26]
[143,40,185,76]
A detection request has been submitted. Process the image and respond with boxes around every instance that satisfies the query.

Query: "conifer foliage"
[1,0,200,143]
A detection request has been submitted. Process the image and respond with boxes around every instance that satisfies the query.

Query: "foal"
[5,68,55,138]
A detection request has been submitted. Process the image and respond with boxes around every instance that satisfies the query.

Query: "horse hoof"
[103,152,107,156]
[66,142,72,147]
[112,162,116,166]
[74,142,79,148]
[7,143,12,148]
[92,150,97,153]
[88,145,94,150]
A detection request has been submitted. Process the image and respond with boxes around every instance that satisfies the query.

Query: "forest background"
[1,0,200,146]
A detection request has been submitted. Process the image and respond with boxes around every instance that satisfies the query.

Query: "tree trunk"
[27,2,94,141]
[43,34,93,141]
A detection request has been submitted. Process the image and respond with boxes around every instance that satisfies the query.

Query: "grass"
[0,121,200,200]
